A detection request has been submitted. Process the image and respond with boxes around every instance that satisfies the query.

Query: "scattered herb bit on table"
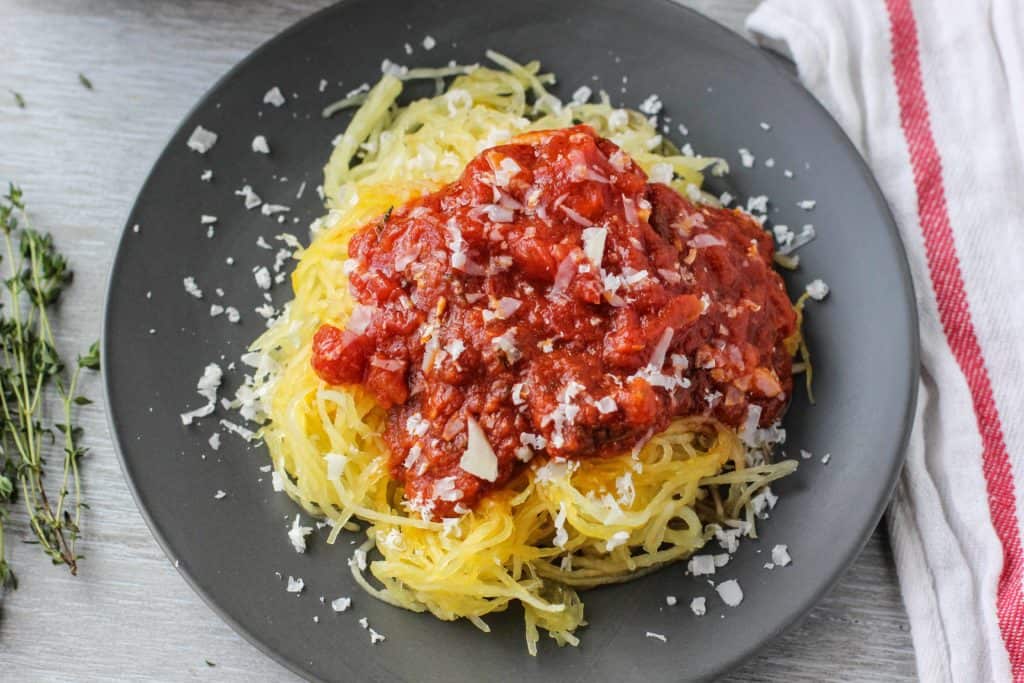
[78,73,93,90]
[0,184,99,591]
[9,91,25,109]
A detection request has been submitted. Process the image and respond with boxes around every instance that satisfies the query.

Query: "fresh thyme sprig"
[0,184,98,590]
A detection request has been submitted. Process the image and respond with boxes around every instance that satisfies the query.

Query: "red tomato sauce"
[312,126,797,519]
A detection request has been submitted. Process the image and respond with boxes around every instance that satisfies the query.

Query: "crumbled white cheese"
[690,596,707,616]
[764,157,776,168]
[331,596,351,612]
[252,135,271,154]
[208,433,221,450]
[800,449,812,460]
[716,579,744,607]
[285,576,304,593]
[271,471,285,492]
[369,628,386,644]
[738,148,755,168]
[200,169,213,182]
[822,452,832,465]
[225,306,241,323]
[797,199,816,210]
[214,489,226,500]
[263,86,286,108]
[288,514,313,553]
[665,595,677,606]
[421,34,436,50]
[645,632,667,643]
[806,278,830,301]
[759,121,772,131]
[187,126,218,154]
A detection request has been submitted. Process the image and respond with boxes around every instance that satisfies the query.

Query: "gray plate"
[103,0,919,680]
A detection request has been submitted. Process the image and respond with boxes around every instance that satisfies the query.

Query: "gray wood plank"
[0,0,916,680]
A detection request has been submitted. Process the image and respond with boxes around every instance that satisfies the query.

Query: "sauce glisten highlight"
[312,126,796,518]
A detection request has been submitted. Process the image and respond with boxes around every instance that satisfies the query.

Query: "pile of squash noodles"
[247,52,798,654]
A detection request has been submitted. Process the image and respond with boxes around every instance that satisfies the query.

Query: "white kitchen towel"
[747,1,1024,681]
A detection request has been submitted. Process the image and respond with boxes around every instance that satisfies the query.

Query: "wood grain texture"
[0,0,916,680]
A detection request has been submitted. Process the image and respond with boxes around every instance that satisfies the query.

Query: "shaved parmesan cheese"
[595,396,617,414]
[180,363,222,425]
[459,417,498,481]
[638,94,663,115]
[288,514,313,553]
[324,452,346,480]
[187,126,218,154]
[689,233,726,249]
[553,502,569,547]
[252,135,271,154]
[806,279,830,300]
[183,276,203,299]
[605,530,629,551]
[235,185,262,209]
[263,86,286,107]
[716,579,743,607]
[581,227,607,269]
[649,162,673,184]
[688,555,716,576]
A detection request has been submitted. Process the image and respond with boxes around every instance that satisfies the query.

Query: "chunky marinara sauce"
[312,125,796,519]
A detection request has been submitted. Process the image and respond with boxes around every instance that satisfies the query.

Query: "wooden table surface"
[0,1,917,680]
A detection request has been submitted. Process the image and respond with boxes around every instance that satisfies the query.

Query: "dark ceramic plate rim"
[102,1,919,680]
